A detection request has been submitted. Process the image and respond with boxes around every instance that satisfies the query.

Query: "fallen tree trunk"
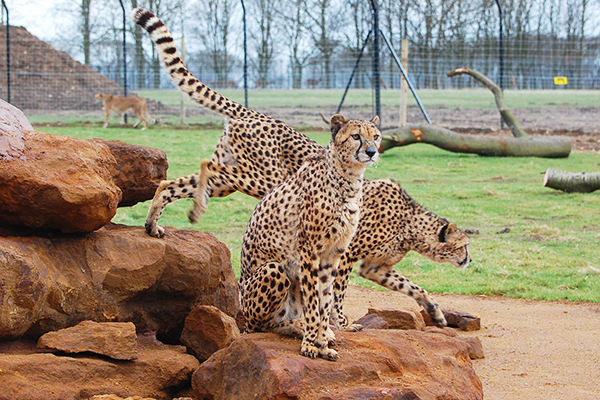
[379,67,571,158]
[543,168,600,193]
[380,125,572,158]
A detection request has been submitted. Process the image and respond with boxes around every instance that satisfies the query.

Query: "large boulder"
[0,338,199,400]
[192,330,483,400]
[0,130,121,232]
[90,139,168,207]
[0,224,240,341]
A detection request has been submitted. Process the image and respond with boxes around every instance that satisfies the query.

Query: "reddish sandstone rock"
[0,224,239,341]
[444,310,481,331]
[90,139,168,207]
[180,305,241,362]
[0,340,199,400]
[353,313,388,329]
[367,306,426,330]
[0,99,29,161]
[192,330,483,400]
[0,130,121,232]
[37,321,138,360]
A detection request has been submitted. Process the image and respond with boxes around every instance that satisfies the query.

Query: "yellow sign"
[554,76,568,85]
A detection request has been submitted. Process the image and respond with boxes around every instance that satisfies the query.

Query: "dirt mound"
[0,25,166,113]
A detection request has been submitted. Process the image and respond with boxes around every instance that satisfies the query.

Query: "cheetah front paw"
[145,221,165,238]
[318,347,339,361]
[428,304,447,327]
[300,342,319,359]
[341,323,363,332]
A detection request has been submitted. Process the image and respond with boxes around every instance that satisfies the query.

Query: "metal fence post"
[369,0,380,121]
[1,0,9,103]
[241,0,248,107]
[118,0,127,123]
[495,0,504,129]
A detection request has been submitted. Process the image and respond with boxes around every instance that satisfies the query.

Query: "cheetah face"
[330,114,382,169]
[427,223,471,269]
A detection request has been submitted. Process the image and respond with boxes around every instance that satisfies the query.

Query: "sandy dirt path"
[343,284,600,400]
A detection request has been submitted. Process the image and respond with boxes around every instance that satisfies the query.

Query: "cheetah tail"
[130,8,251,121]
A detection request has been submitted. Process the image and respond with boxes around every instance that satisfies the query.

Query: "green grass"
[39,124,600,303]
[135,88,600,110]
[25,88,599,126]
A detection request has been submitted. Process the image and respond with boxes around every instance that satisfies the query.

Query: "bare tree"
[305,0,339,88]
[193,0,234,88]
[252,0,280,88]
[279,0,313,89]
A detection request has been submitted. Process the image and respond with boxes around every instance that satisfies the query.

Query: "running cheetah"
[131,8,322,238]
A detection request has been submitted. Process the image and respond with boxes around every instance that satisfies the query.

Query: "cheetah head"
[95,93,108,101]
[425,222,471,269]
[330,114,382,170]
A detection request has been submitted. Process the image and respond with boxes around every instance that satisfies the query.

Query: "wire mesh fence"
[0,1,599,118]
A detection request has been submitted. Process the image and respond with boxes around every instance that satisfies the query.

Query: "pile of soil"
[0,25,167,113]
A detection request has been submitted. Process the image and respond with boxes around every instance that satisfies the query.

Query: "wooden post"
[180,34,186,124]
[399,39,408,127]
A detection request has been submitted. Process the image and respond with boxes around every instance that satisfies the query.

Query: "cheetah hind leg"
[187,160,215,223]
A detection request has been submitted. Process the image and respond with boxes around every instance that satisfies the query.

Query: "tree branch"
[447,68,527,138]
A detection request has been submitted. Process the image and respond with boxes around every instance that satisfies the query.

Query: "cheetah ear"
[438,222,457,243]
[370,115,380,127]
[330,114,347,138]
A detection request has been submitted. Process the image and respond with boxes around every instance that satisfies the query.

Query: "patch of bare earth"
[344,285,600,400]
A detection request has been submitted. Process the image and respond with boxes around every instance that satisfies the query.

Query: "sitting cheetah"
[240,114,382,361]
[331,179,471,330]
[132,8,322,238]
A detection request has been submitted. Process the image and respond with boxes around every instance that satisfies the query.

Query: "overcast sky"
[5,0,64,40]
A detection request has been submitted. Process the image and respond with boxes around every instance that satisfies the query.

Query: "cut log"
[380,125,572,158]
[447,68,527,138]
[543,168,600,193]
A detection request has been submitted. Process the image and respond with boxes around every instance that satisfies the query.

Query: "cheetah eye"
[374,134,380,140]
[351,134,360,140]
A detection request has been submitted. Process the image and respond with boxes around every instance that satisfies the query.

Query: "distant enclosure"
[0,0,599,114]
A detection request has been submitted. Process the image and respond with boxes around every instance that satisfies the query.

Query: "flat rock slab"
[0,342,199,400]
[37,321,138,360]
[192,330,483,400]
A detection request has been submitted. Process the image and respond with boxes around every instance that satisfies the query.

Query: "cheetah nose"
[366,146,377,158]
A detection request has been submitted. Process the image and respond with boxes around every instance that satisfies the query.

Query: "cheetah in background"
[132,8,471,330]
[240,114,381,360]
[331,179,471,330]
[131,8,322,238]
